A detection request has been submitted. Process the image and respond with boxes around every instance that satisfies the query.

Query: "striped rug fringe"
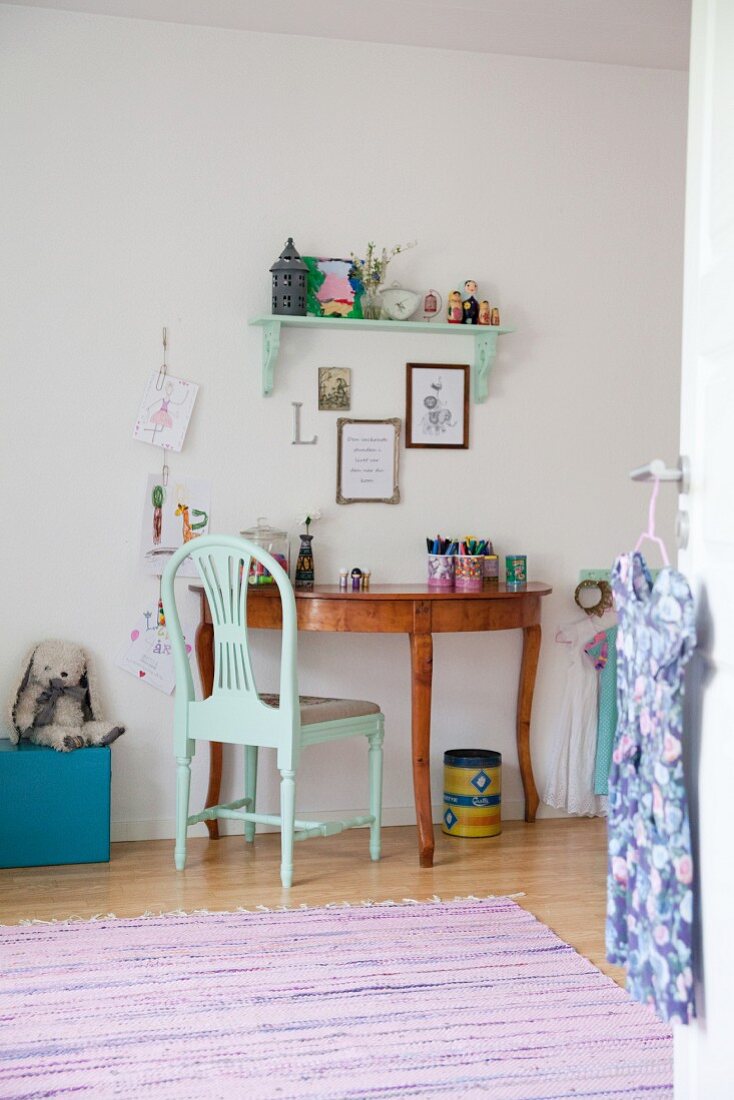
[15,891,526,926]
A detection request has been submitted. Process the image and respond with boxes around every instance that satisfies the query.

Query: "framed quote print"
[336,418,401,504]
[406,363,469,449]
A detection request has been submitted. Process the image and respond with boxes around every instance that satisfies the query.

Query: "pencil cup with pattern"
[427,554,454,588]
[454,555,483,591]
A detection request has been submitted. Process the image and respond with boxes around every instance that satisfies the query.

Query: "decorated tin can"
[442,749,501,837]
[505,554,527,588]
[454,555,483,591]
[483,554,499,582]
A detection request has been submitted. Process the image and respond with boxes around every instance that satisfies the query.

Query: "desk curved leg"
[195,619,221,840]
[410,632,435,867]
[517,624,541,822]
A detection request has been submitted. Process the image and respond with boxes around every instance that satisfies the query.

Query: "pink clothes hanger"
[634,475,670,567]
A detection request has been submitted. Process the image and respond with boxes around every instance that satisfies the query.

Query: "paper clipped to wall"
[133,370,199,452]
[140,473,211,578]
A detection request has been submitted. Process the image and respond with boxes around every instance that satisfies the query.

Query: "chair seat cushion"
[259,694,381,726]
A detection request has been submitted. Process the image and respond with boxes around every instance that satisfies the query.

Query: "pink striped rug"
[0,897,671,1099]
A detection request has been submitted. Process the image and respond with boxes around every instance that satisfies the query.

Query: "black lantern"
[270,237,308,316]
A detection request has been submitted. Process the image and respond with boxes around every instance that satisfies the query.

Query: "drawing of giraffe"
[175,502,208,543]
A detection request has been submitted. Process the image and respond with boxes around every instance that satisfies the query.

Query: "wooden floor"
[0,818,623,983]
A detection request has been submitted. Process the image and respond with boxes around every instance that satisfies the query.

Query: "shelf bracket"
[261,319,281,396]
[472,329,499,403]
[252,315,509,401]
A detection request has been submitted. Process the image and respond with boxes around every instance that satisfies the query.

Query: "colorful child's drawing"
[175,501,208,543]
[133,371,199,452]
[117,598,198,694]
[139,473,211,577]
[304,257,364,318]
[151,483,164,544]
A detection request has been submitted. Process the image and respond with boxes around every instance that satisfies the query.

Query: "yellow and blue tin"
[442,749,501,837]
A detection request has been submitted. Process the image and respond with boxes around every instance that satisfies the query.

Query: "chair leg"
[368,727,384,862]
[175,756,192,871]
[244,745,258,843]
[279,769,296,888]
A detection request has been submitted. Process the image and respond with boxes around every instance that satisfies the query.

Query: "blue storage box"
[0,740,111,868]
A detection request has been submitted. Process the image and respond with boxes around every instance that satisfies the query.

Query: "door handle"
[629,455,690,493]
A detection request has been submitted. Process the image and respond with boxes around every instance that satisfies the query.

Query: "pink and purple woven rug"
[0,897,671,1099]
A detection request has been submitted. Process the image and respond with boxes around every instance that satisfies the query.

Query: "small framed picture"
[336,418,401,505]
[319,367,351,411]
[406,363,469,449]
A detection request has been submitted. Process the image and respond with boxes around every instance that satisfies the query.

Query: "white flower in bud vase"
[296,510,322,534]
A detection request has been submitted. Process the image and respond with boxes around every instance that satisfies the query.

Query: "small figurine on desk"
[478,300,491,325]
[344,567,371,591]
[490,306,501,326]
[447,290,462,323]
[462,280,479,325]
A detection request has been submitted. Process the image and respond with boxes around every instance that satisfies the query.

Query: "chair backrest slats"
[162,536,300,760]
[238,643,249,691]
[191,547,259,698]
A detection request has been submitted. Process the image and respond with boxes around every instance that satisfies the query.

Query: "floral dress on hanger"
[607,552,696,1023]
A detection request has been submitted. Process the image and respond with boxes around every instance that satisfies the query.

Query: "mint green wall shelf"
[249,315,513,403]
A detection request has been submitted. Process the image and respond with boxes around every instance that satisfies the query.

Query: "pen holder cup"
[483,555,499,583]
[455,555,484,591]
[427,554,455,589]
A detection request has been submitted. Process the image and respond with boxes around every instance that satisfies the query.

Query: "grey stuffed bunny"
[7,639,125,752]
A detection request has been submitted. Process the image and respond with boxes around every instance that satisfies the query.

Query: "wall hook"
[156,326,168,390]
[291,402,317,445]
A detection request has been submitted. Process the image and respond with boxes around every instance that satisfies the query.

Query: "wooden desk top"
[211,582,553,600]
[192,581,552,634]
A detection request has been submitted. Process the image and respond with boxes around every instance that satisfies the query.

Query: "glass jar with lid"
[240,517,290,585]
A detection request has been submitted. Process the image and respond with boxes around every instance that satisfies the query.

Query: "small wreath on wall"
[574,579,614,617]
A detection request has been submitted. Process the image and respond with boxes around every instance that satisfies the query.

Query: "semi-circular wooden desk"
[193,581,552,868]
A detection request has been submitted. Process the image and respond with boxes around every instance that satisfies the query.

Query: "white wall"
[0,5,688,840]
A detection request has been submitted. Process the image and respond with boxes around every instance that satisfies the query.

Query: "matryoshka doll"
[478,300,491,325]
[447,290,462,323]
[462,280,479,325]
[490,306,501,326]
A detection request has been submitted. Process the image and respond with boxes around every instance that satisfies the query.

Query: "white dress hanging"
[543,610,616,817]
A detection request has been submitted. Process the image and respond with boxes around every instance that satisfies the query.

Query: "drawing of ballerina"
[146,381,188,445]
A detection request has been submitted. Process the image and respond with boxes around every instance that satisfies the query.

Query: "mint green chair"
[162,534,384,888]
